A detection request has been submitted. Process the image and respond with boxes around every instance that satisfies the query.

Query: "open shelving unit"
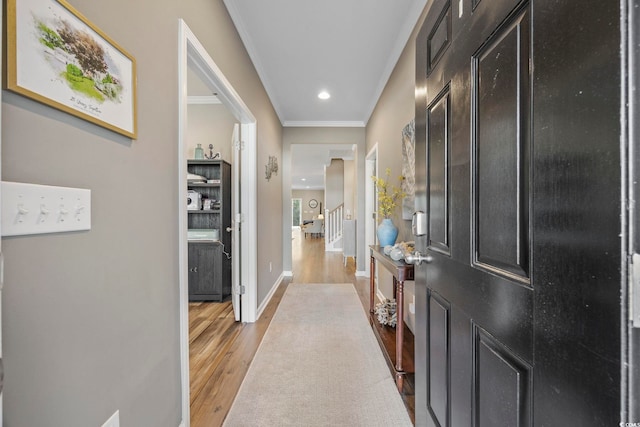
[187,160,231,301]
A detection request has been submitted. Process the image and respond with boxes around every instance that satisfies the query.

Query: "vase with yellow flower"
[372,168,406,247]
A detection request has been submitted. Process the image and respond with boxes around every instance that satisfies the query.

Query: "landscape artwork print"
[7,0,137,138]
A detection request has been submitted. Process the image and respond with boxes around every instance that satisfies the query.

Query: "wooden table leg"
[370,255,376,313]
[395,372,405,392]
[393,276,397,300]
[396,279,404,375]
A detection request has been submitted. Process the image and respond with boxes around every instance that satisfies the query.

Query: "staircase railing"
[325,204,344,251]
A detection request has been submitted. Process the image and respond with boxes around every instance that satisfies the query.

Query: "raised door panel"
[427,87,451,256]
[472,6,531,283]
[474,325,531,426]
[427,291,450,427]
[426,0,451,75]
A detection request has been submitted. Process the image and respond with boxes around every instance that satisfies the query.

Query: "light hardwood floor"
[189,228,414,426]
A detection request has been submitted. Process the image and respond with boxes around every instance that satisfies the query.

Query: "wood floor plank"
[190,318,236,370]
[190,283,288,427]
[189,304,234,356]
[189,320,212,344]
[189,301,227,333]
[190,325,242,403]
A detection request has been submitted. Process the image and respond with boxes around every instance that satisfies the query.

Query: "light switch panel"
[1,181,91,236]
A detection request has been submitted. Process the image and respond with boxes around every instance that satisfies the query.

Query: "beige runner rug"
[223,283,412,426]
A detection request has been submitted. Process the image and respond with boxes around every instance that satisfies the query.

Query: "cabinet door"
[188,243,222,300]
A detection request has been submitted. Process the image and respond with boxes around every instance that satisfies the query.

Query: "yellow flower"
[371,168,406,219]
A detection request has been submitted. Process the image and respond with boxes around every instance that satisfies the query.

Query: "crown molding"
[224,0,426,126]
[283,121,366,128]
[223,0,285,123]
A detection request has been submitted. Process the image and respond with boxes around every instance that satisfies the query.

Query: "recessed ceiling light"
[318,91,330,100]
[301,178,306,181]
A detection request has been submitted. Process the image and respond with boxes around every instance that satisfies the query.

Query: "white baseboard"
[179,422,186,427]
[257,273,284,319]
[355,270,368,277]
[283,270,293,277]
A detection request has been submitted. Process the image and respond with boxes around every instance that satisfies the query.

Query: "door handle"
[404,251,433,266]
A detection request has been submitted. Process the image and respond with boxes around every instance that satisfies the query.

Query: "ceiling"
[190,1,426,189]
[291,144,356,190]
[223,0,427,127]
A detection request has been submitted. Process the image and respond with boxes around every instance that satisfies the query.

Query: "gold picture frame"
[5,0,138,139]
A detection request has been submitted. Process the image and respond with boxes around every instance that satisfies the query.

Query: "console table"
[369,245,414,390]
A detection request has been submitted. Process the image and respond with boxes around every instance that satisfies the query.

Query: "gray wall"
[292,189,325,222]
[365,6,429,334]
[2,1,282,425]
[343,159,356,218]
[325,159,344,212]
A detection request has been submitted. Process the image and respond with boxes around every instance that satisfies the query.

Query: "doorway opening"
[292,198,302,228]
[178,19,258,426]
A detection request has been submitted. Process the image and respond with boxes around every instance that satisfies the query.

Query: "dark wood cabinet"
[188,242,231,301]
[187,160,231,301]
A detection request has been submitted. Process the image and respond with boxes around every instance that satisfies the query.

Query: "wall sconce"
[265,156,278,181]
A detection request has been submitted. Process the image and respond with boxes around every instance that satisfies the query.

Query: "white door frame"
[365,145,378,274]
[230,124,241,321]
[178,19,258,426]
[0,0,4,421]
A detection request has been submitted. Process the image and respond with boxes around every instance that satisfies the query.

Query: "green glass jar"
[194,144,204,159]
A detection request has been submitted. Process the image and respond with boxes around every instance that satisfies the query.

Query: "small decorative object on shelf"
[378,219,399,247]
[205,144,220,160]
[187,190,202,210]
[372,168,406,246]
[375,299,397,327]
[386,241,416,261]
[194,144,204,159]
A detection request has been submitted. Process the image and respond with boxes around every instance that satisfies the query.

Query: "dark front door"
[414,0,623,425]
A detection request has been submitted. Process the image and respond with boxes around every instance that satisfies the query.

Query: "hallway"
[189,228,414,425]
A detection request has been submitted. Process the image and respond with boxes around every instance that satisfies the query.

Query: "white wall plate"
[1,182,91,236]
